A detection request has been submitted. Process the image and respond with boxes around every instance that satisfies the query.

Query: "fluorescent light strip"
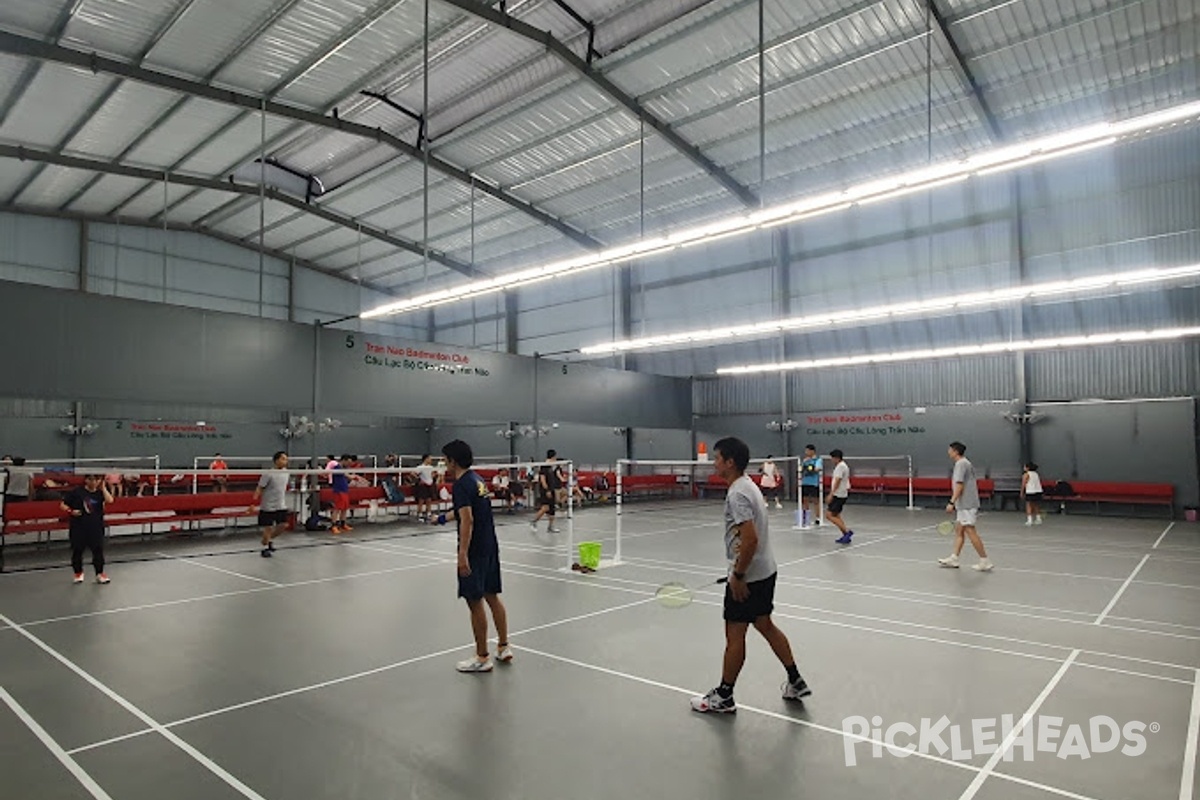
[360,101,1200,320]
[715,327,1200,375]
[579,263,1200,355]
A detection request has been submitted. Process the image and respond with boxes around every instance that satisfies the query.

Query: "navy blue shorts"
[458,549,502,601]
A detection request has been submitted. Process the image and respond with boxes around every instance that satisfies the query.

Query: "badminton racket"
[937,520,956,535]
[654,577,728,609]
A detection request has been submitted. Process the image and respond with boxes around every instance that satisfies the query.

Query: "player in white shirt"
[759,456,783,510]
[1021,462,1044,526]
[826,449,854,545]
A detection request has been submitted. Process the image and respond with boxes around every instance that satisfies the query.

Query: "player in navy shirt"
[443,439,512,673]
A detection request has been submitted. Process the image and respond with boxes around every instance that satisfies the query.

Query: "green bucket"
[578,541,602,570]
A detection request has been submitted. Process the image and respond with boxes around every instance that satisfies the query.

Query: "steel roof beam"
[0,0,85,129]
[0,202,396,297]
[55,0,310,211]
[5,0,201,206]
[434,0,759,209]
[0,143,480,278]
[925,0,1003,141]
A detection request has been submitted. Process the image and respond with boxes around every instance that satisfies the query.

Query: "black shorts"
[801,485,820,499]
[414,483,435,501]
[458,549,502,601]
[258,509,289,527]
[538,492,556,514]
[724,572,777,623]
[827,496,847,514]
[1025,492,1043,502]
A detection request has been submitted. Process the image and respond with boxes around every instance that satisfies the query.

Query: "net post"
[792,458,804,529]
[819,461,826,527]
[371,455,379,487]
[907,454,918,510]
[192,456,200,494]
[153,455,160,496]
[566,460,575,571]
[615,460,624,565]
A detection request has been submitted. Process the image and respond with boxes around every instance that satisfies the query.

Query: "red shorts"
[333,492,350,511]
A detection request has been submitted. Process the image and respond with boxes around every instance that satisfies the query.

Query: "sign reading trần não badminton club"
[804,412,926,437]
[344,334,492,378]
[120,421,232,441]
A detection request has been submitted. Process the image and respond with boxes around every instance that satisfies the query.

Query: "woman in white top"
[1021,462,1044,526]
[759,456,782,510]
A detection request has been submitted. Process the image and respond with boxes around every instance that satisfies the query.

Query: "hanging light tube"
[579,263,1200,355]
[360,101,1200,320]
[715,327,1200,375]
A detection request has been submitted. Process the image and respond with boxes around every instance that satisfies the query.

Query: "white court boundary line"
[513,643,1103,800]
[1183,669,1200,800]
[0,612,269,800]
[64,584,682,756]
[155,552,281,587]
[956,651,1081,800]
[359,540,1198,681]
[369,536,1200,639]
[0,686,115,799]
[1094,554,1150,625]
[1154,521,1177,550]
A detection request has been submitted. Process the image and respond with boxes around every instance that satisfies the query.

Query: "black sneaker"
[261,548,272,558]
[782,678,812,701]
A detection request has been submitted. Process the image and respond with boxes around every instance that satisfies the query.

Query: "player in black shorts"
[444,439,512,673]
[530,449,560,534]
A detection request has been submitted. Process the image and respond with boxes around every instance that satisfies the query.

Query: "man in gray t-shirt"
[939,442,992,572]
[691,437,811,715]
[251,451,291,558]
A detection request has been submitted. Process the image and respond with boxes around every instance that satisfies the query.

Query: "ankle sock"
[716,682,735,698]
[785,665,801,683]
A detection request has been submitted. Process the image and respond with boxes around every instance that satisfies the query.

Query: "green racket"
[654,577,728,609]
[937,520,956,535]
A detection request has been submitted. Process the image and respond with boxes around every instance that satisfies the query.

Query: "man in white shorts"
[939,441,993,572]
[759,455,782,510]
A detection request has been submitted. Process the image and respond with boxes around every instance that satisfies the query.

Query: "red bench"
[619,473,691,498]
[2,491,266,539]
[1045,480,1174,516]
[700,473,783,497]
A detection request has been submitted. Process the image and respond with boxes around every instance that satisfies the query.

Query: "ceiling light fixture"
[579,263,1200,355]
[715,327,1200,375]
[360,101,1200,320]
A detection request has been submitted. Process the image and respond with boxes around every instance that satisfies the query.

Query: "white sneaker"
[456,656,493,673]
[938,554,960,569]
[1024,518,1033,526]
[1034,516,1043,525]
[529,522,538,532]
[781,677,812,701]
[775,502,783,510]
[72,573,85,584]
[548,525,559,533]
[972,559,994,572]
[690,688,736,714]
[496,645,514,663]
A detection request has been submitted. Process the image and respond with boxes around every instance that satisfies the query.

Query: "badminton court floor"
[1,502,1197,800]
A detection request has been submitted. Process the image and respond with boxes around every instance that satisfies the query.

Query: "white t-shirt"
[492,474,510,489]
[831,461,851,498]
[759,461,778,488]
[416,465,435,486]
[1024,470,1043,494]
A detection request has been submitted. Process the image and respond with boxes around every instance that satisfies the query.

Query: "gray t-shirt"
[257,470,290,512]
[724,475,777,583]
[4,467,32,497]
[952,457,980,511]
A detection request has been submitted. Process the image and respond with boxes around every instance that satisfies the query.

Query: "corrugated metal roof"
[0,0,1196,309]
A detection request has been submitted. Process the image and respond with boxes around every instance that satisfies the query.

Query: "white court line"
[1095,554,1150,625]
[1183,669,1200,800]
[514,643,1103,800]
[66,587,676,756]
[21,557,450,629]
[1155,521,1177,550]
[776,534,898,566]
[957,651,1081,800]
[372,537,1200,639]
[0,612,269,800]
[0,686,115,800]
[155,553,282,587]
[486,559,1195,684]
